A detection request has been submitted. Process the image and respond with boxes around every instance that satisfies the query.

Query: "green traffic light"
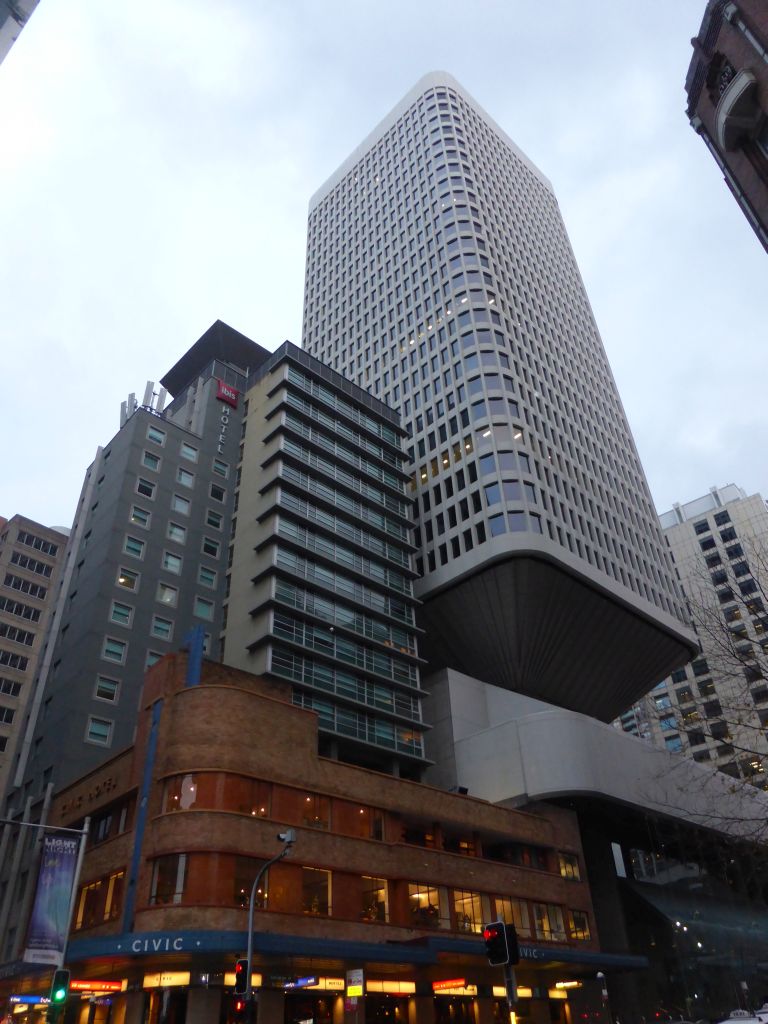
[53,988,67,1003]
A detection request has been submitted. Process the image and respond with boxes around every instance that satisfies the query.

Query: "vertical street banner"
[24,835,79,964]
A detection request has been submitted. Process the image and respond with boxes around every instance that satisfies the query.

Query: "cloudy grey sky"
[0,0,765,529]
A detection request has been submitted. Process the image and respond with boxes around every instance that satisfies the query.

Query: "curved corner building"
[302,72,696,721]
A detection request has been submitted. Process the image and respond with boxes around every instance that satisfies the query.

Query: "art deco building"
[685,0,768,252]
[302,72,696,719]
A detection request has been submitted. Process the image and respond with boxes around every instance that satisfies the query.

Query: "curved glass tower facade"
[303,72,696,720]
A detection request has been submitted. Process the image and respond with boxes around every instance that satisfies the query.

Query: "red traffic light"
[482,920,510,965]
[234,958,249,995]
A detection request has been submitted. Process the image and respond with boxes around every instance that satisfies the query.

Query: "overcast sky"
[1,0,765,530]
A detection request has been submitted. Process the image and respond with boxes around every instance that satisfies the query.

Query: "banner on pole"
[24,835,79,964]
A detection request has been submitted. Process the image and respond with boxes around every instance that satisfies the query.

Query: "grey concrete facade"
[302,71,696,719]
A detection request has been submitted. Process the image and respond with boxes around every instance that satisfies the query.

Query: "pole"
[245,834,295,1024]
[503,963,517,1023]
[60,816,90,966]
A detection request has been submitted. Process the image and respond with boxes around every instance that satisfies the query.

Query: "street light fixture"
[244,830,296,1020]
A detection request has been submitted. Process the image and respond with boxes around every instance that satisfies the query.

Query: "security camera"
[277,829,296,844]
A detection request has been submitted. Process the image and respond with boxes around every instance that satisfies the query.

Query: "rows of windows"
[0,623,35,647]
[272,612,418,687]
[292,682,425,756]
[278,491,411,569]
[2,573,47,600]
[280,463,410,542]
[0,677,22,698]
[274,578,417,655]
[0,595,41,622]
[281,437,410,519]
[271,647,422,722]
[285,366,401,447]
[277,518,413,596]
[9,551,52,578]
[302,82,684,619]
[137,851,591,943]
[17,530,59,557]
[0,649,28,671]
[274,547,415,623]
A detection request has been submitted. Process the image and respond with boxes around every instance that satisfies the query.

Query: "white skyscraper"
[303,72,695,719]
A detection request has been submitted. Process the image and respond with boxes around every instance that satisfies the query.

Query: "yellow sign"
[142,972,191,989]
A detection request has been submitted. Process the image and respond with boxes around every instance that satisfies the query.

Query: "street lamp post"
[245,830,296,1024]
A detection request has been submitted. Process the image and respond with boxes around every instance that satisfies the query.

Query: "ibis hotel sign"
[215,379,239,455]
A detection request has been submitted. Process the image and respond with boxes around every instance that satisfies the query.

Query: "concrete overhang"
[416,541,697,723]
[427,672,768,842]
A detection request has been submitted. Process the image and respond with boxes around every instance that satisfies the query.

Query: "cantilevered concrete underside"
[416,553,698,723]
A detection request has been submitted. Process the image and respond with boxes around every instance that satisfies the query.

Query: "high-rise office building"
[0,515,67,801]
[303,72,695,719]
[685,0,768,253]
[224,342,426,779]
[619,484,768,784]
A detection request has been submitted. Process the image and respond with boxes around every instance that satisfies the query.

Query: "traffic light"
[234,958,249,995]
[49,969,71,1005]
[483,921,510,966]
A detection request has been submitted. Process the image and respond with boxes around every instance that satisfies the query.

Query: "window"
[210,483,226,503]
[86,716,113,746]
[95,677,120,702]
[177,468,195,488]
[533,902,566,941]
[664,735,683,753]
[104,870,125,921]
[136,478,156,499]
[171,494,191,516]
[408,882,448,929]
[699,537,715,551]
[720,527,737,543]
[198,566,217,588]
[146,651,163,668]
[659,715,676,731]
[302,867,331,915]
[202,537,220,558]
[489,514,505,537]
[495,896,531,937]
[102,637,127,664]
[568,909,591,941]
[713,510,731,526]
[116,567,139,591]
[558,853,580,880]
[142,451,161,471]
[147,425,166,445]
[109,601,133,626]
[123,536,145,559]
[693,520,709,536]
[162,552,183,574]
[206,509,223,530]
[151,616,174,641]
[130,506,151,528]
[361,876,388,922]
[213,458,229,478]
[156,583,178,607]
[0,706,15,724]
[150,854,187,904]
[180,442,198,463]
[167,522,187,544]
[194,596,214,621]
[453,889,483,933]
